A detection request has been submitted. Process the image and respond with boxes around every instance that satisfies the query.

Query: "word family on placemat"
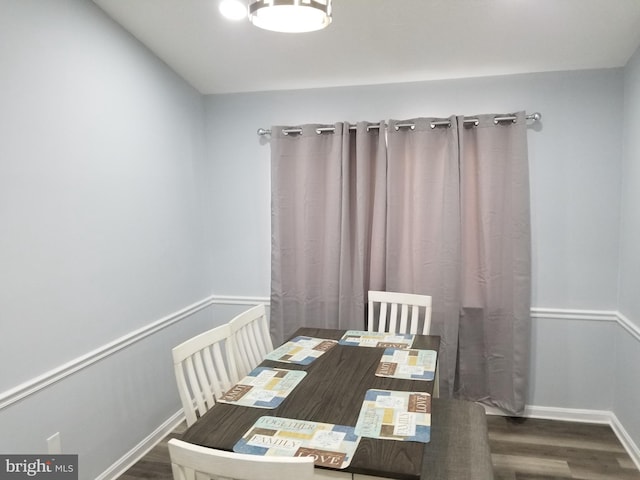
[234,416,361,469]
[265,336,338,365]
[338,330,415,349]
[354,389,431,443]
[218,367,306,409]
[376,348,437,381]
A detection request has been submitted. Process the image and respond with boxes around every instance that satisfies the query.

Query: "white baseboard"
[96,409,185,480]
[611,411,640,472]
[523,404,613,424]
[484,404,640,471]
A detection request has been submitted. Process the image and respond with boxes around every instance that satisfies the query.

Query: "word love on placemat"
[218,367,306,409]
[234,416,361,469]
[265,336,337,365]
[376,348,437,381]
[355,389,431,443]
[338,330,415,349]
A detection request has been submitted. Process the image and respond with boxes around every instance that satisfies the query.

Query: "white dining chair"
[367,290,433,335]
[229,304,274,378]
[172,324,238,427]
[168,438,315,480]
[367,290,439,397]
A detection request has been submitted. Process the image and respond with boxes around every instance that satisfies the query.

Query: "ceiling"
[93,0,640,95]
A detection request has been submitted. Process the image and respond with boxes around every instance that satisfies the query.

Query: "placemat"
[218,367,306,409]
[265,336,338,365]
[375,348,437,381]
[354,389,431,443]
[233,416,361,469]
[338,330,415,349]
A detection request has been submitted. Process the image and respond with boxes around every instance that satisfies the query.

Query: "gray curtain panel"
[270,122,386,345]
[455,112,531,414]
[385,117,462,398]
[269,113,531,414]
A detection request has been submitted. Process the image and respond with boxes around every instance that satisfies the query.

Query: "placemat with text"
[265,336,338,365]
[354,389,431,443]
[218,367,306,409]
[375,348,437,381]
[233,416,361,469]
[338,330,415,349]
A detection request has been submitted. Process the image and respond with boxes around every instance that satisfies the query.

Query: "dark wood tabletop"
[181,327,441,480]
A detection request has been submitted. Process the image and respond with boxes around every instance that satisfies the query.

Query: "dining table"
[180,327,494,480]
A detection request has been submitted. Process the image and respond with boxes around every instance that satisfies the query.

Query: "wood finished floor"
[488,416,640,480]
[117,415,640,480]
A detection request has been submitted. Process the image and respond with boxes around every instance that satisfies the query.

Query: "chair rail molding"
[0,294,271,411]
[1,303,635,412]
[209,295,270,305]
[530,307,618,322]
[0,296,218,411]
[617,311,640,342]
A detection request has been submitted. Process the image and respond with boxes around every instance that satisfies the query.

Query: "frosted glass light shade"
[249,0,332,33]
[219,0,247,20]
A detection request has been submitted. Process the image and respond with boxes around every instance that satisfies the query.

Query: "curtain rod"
[256,112,541,136]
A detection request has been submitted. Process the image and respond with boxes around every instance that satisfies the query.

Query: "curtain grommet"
[430,121,452,129]
[493,116,517,125]
[315,127,336,135]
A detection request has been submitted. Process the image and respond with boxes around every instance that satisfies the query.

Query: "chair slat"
[172,324,237,427]
[399,303,409,333]
[367,290,436,396]
[229,305,274,380]
[368,291,432,336]
[200,347,220,402]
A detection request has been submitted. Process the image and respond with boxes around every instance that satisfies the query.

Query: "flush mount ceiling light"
[248,0,332,33]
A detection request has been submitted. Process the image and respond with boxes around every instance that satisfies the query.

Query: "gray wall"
[2,0,639,476]
[0,1,213,478]
[204,67,633,430]
[620,40,640,327]
[615,43,640,454]
[205,70,624,310]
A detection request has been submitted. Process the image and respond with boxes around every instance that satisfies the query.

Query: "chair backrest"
[172,324,238,427]
[168,439,315,480]
[367,290,433,335]
[229,304,274,378]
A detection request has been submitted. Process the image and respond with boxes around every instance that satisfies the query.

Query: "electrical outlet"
[47,432,61,454]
